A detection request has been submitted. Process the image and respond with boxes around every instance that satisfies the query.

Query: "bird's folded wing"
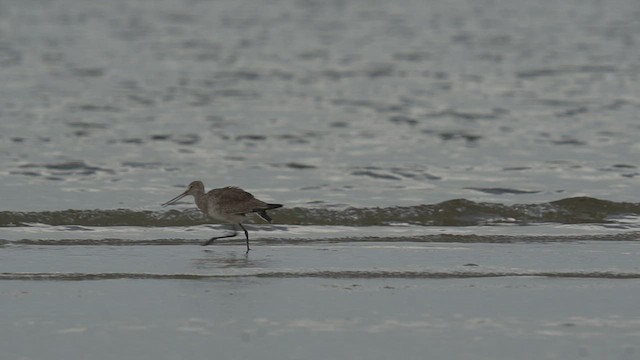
[210,187,269,215]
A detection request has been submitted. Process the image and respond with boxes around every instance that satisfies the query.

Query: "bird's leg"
[238,223,250,251]
[202,225,238,246]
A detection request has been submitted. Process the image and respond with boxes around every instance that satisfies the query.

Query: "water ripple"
[2,270,638,281]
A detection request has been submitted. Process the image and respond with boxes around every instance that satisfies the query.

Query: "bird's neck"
[193,191,208,213]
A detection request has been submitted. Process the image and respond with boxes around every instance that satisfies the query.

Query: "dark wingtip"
[267,203,283,209]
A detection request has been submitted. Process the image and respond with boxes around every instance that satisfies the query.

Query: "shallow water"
[2,241,640,360]
[3,277,639,360]
[2,0,640,359]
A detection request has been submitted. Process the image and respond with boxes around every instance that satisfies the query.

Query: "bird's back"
[208,186,269,215]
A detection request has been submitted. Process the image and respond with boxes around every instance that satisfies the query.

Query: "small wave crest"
[4,232,640,246]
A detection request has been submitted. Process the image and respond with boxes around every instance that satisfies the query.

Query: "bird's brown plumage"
[208,186,269,215]
[161,181,282,250]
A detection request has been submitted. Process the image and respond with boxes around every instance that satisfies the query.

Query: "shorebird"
[161,181,282,251]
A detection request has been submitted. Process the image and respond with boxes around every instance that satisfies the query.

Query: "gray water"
[2,0,640,359]
[1,0,640,210]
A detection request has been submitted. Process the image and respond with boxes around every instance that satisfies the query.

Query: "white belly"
[207,207,245,224]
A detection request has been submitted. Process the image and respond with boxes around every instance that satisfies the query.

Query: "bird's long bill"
[161,191,188,207]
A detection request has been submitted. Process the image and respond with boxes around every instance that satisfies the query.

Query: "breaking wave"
[2,197,640,227]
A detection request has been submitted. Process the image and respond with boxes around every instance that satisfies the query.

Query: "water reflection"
[191,250,274,270]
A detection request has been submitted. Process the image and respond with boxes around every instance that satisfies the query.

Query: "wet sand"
[2,241,639,360]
